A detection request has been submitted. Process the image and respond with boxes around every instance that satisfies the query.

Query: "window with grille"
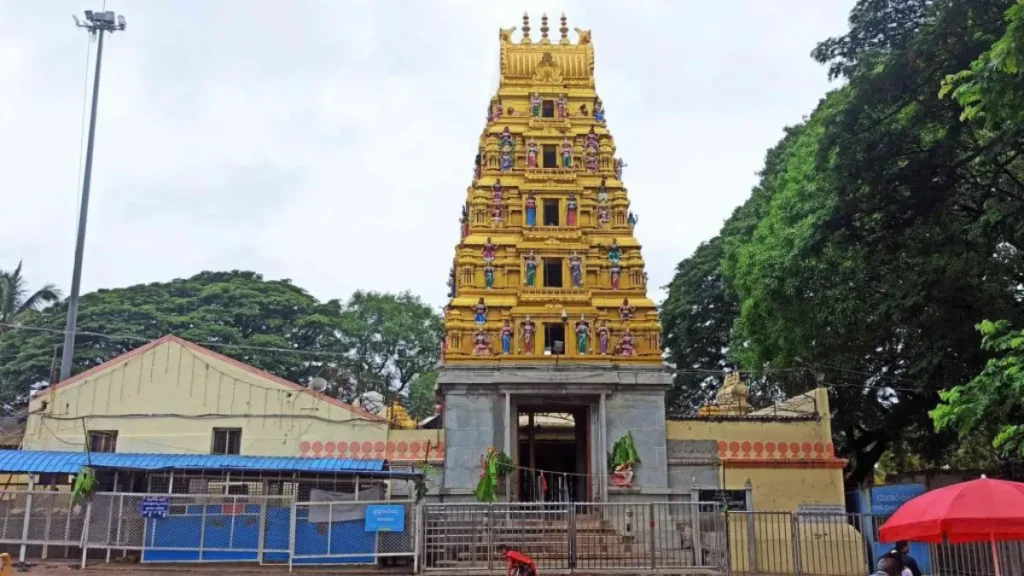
[211,428,242,455]
[87,430,118,453]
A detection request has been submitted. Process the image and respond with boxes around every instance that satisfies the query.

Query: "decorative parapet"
[298,438,445,463]
[716,440,847,469]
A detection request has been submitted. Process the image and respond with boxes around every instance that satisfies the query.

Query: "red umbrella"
[879,476,1024,576]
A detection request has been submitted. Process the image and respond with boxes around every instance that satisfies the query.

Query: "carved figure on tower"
[619,297,636,321]
[607,239,621,264]
[499,127,514,150]
[597,321,610,355]
[482,237,496,263]
[500,320,514,355]
[521,315,537,355]
[492,179,504,202]
[585,151,599,173]
[561,138,573,168]
[530,92,542,117]
[597,205,610,228]
[473,330,491,355]
[484,263,495,289]
[500,144,513,172]
[460,205,469,240]
[597,177,608,202]
[594,97,606,123]
[447,266,456,298]
[474,298,488,324]
[525,192,537,227]
[615,157,627,180]
[578,103,589,117]
[474,153,482,181]
[627,211,638,228]
[526,138,539,168]
[566,194,578,226]
[556,93,568,118]
[495,100,504,119]
[524,251,538,286]
[619,328,635,356]
[575,315,591,354]
[585,127,599,151]
[569,251,584,288]
[610,263,621,290]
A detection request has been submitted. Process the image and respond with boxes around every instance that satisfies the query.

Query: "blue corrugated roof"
[0,450,404,476]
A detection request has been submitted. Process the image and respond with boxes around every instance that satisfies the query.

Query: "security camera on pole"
[59,10,127,382]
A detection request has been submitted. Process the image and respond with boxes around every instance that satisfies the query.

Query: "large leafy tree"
[0,272,442,408]
[662,0,1024,485]
[0,262,60,332]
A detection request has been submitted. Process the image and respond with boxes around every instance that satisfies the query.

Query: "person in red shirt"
[497,543,537,576]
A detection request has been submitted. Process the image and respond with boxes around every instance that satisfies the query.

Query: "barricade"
[290,499,416,567]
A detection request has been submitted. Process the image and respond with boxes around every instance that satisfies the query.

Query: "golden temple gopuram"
[443,13,660,365]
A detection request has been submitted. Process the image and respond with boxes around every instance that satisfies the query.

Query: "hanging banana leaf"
[71,466,97,506]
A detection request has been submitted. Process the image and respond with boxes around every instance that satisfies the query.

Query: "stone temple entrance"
[516,402,589,502]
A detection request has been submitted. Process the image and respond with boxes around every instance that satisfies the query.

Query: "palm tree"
[0,262,62,331]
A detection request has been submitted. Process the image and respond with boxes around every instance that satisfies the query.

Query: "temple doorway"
[516,404,590,502]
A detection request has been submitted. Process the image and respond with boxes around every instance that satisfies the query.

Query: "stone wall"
[440,391,506,493]
[606,390,668,489]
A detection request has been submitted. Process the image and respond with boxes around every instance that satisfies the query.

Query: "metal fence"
[0,490,415,570]
[421,501,729,574]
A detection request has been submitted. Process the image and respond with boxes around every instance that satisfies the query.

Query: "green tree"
[406,370,439,422]
[0,261,60,331]
[336,291,443,402]
[932,320,1024,457]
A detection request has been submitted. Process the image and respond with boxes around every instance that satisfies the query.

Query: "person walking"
[891,541,922,576]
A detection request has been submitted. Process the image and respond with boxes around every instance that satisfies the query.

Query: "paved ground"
[11,562,414,575]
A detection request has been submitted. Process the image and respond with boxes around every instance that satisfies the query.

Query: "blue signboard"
[140,496,170,519]
[870,484,931,574]
[364,505,405,532]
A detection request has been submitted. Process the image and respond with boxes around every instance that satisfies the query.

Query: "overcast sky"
[1,1,855,311]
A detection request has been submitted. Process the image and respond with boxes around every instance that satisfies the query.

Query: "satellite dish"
[308,377,328,392]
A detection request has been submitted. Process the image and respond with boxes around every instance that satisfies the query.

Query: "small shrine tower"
[438,15,671,503]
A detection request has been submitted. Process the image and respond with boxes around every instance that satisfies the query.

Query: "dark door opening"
[516,406,590,502]
[542,145,557,168]
[544,322,565,355]
[542,100,555,118]
[544,258,563,288]
[543,199,560,226]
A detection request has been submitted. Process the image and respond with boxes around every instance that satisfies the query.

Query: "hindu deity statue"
[500,144,514,172]
[597,177,609,202]
[597,321,611,355]
[618,297,636,321]
[492,179,504,203]
[521,315,537,355]
[499,126,514,150]
[473,329,491,355]
[584,126,599,152]
[491,202,504,226]
[530,92,542,117]
[484,263,495,289]
[607,239,621,265]
[566,194,578,226]
[578,103,589,117]
[585,151,599,173]
[474,153,482,182]
[556,94,568,118]
[524,251,538,287]
[627,211,638,228]
[575,315,591,354]
[526,138,539,168]
[561,138,573,168]
[474,298,488,324]
[610,263,621,290]
[447,266,456,298]
[495,100,504,119]
[614,157,627,180]
[500,320,514,355]
[569,252,584,288]
[619,328,635,356]
[597,205,610,228]
[525,192,537,227]
[482,237,497,263]
[594,97,606,123]
[460,205,469,240]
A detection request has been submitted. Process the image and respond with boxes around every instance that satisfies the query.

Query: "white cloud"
[1,0,855,310]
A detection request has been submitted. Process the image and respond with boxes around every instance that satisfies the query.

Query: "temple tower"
[438,15,671,503]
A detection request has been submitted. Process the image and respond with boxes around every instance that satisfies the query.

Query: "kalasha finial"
[560,13,570,44]
[521,12,532,44]
[540,13,550,42]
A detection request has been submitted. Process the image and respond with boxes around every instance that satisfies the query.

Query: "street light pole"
[59,10,127,382]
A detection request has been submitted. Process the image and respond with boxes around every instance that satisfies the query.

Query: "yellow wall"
[24,339,387,456]
[667,389,846,512]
